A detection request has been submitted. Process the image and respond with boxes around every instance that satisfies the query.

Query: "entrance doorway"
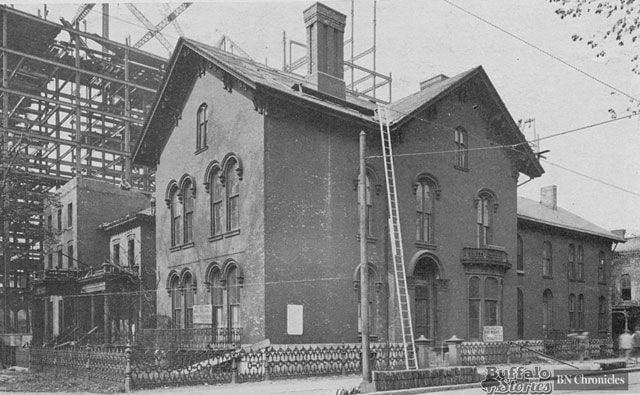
[413,256,439,340]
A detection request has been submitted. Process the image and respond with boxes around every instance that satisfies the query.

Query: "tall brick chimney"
[540,185,557,210]
[303,2,346,99]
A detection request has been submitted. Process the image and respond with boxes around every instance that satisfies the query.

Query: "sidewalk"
[132,357,639,395]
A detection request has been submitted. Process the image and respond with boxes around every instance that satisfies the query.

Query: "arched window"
[621,274,631,300]
[517,235,524,272]
[196,103,208,151]
[226,160,240,232]
[210,168,224,237]
[170,275,182,328]
[476,192,493,246]
[182,179,194,244]
[169,186,181,247]
[542,241,552,277]
[468,276,481,339]
[598,251,606,283]
[17,309,27,333]
[183,272,194,328]
[568,244,575,281]
[577,245,584,281]
[577,294,584,330]
[598,296,606,332]
[416,179,435,244]
[517,288,524,339]
[542,289,554,337]
[454,126,468,169]
[209,268,223,329]
[227,265,241,329]
[569,293,576,330]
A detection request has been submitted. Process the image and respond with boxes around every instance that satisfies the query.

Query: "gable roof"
[133,37,542,178]
[517,196,625,242]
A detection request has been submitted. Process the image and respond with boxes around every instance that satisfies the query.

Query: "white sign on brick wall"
[287,304,303,335]
[483,326,503,342]
[193,304,212,325]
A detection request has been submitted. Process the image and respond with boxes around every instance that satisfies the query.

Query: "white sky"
[12,0,640,235]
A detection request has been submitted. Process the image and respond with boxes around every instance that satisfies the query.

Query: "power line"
[441,0,640,104]
[541,158,640,199]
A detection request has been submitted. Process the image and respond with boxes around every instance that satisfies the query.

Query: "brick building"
[517,186,624,340]
[133,2,561,346]
[611,235,640,336]
[33,177,154,345]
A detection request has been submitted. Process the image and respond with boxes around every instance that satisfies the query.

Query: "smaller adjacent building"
[516,186,625,340]
[33,177,155,345]
[611,235,640,336]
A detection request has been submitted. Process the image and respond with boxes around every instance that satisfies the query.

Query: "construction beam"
[126,3,173,51]
[134,3,192,49]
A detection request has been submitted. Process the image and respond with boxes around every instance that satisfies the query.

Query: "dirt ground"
[0,368,123,393]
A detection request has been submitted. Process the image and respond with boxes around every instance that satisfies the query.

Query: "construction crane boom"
[133,3,192,50]
[160,3,185,37]
[70,3,95,27]
[126,3,173,51]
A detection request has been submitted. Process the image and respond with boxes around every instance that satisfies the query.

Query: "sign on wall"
[193,304,213,325]
[287,304,303,335]
[483,326,503,342]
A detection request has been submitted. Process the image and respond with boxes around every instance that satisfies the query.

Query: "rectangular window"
[47,215,52,230]
[67,244,73,269]
[569,294,576,330]
[455,127,468,169]
[57,249,63,269]
[128,238,135,267]
[113,243,120,265]
[57,209,62,230]
[184,288,194,329]
[568,244,575,281]
[577,246,584,281]
[48,254,53,269]
[67,203,72,227]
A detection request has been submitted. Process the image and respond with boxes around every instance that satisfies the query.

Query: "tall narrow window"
[210,270,223,329]
[468,276,481,340]
[416,179,434,244]
[477,193,493,246]
[454,126,468,169]
[577,245,584,281]
[67,244,73,269]
[57,249,62,269]
[210,171,224,236]
[542,241,552,277]
[196,103,208,151]
[227,265,240,329]
[128,238,135,267]
[67,203,73,227]
[542,289,553,337]
[598,296,606,332]
[517,235,524,272]
[226,161,240,232]
[568,244,575,281]
[47,215,52,231]
[183,180,194,243]
[57,209,62,230]
[170,276,182,329]
[47,254,53,269]
[170,187,182,246]
[599,251,605,282]
[517,288,524,339]
[484,277,499,326]
[577,294,584,330]
[365,174,374,237]
[112,243,120,266]
[569,293,576,330]
[183,272,194,328]
[621,274,631,300]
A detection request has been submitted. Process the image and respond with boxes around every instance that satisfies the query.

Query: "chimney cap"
[303,2,346,31]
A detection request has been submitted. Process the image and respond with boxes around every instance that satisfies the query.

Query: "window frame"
[577,245,584,281]
[182,180,194,244]
[598,296,606,332]
[415,178,435,244]
[621,274,631,300]
[225,160,240,233]
[196,103,208,152]
[169,185,181,247]
[568,244,575,281]
[476,193,493,247]
[542,289,554,337]
[569,293,576,330]
[67,203,73,228]
[577,294,584,330]
[454,126,468,170]
[127,237,136,267]
[210,169,224,238]
[468,275,502,340]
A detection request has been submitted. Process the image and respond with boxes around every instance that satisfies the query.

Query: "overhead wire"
[441,0,640,104]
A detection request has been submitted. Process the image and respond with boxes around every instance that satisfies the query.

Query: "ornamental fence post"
[231,352,238,384]
[124,342,132,393]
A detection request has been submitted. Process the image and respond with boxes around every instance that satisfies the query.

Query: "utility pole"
[358,131,371,385]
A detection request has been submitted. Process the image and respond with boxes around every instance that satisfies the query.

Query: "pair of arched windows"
[167,177,195,247]
[207,261,243,336]
[206,156,242,237]
[169,271,195,329]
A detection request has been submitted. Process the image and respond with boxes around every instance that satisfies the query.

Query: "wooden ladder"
[377,104,418,370]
